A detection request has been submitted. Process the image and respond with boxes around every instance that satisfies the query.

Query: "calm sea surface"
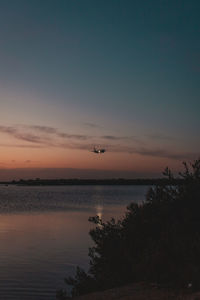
[0,185,149,299]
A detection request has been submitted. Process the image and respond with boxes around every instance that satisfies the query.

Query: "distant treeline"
[0,178,184,186]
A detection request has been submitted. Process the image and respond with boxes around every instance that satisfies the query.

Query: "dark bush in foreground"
[57,160,200,298]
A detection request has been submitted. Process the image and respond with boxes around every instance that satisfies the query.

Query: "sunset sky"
[0,0,199,180]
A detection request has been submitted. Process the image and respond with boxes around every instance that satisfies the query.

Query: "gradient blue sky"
[0,0,199,179]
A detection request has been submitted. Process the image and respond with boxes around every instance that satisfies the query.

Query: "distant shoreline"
[0,178,183,186]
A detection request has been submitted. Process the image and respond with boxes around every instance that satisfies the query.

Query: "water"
[0,185,148,299]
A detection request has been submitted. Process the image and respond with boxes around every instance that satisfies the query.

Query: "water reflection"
[0,211,91,300]
[92,186,104,220]
[95,204,103,219]
[0,185,148,299]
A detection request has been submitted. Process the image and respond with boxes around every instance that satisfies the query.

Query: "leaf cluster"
[57,160,200,298]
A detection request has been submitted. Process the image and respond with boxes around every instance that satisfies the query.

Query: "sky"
[0,0,199,180]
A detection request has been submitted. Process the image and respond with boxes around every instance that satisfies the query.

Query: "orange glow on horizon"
[0,145,182,176]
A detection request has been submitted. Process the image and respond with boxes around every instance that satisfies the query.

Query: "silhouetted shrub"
[57,160,200,298]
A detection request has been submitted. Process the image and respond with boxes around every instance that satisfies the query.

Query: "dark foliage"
[57,160,200,299]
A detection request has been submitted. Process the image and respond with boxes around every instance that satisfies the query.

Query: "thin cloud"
[1,124,197,161]
[14,133,46,144]
[108,145,198,160]
[102,135,127,140]
[0,143,44,148]
[26,125,58,134]
[0,126,47,144]
[101,135,141,142]
[83,122,102,129]
[0,126,17,135]
[58,132,90,140]
[20,125,91,140]
[0,124,137,145]
[145,133,176,141]
[0,125,89,145]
